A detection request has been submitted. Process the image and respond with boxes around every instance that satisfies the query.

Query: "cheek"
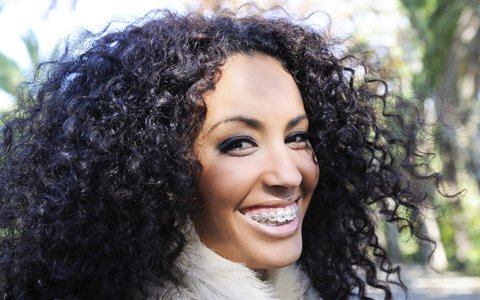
[309,162,320,191]
[297,151,320,194]
[199,164,228,200]
[198,158,258,207]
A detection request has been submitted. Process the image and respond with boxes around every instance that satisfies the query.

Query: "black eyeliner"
[285,131,308,143]
[217,136,255,153]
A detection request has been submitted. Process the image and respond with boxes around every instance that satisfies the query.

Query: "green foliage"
[0,29,43,111]
[398,231,421,263]
[466,211,480,274]
[437,204,461,267]
[21,29,40,67]
[398,0,480,275]
[400,0,468,94]
[0,52,22,95]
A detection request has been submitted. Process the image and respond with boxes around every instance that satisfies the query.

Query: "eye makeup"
[216,130,309,155]
[285,131,308,149]
[217,135,257,154]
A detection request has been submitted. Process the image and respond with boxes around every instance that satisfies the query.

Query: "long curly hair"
[0,9,437,299]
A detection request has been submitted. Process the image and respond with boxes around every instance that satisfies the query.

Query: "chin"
[246,236,303,270]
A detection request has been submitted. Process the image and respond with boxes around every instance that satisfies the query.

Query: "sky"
[0,0,410,109]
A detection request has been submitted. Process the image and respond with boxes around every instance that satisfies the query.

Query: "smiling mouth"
[241,202,299,227]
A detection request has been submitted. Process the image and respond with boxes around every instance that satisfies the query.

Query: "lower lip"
[240,210,300,239]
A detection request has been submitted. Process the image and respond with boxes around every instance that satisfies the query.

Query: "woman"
[0,9,438,299]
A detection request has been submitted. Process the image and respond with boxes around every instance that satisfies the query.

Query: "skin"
[193,53,320,270]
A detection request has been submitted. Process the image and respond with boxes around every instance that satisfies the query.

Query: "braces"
[246,206,299,226]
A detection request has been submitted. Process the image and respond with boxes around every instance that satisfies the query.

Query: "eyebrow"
[207,114,308,134]
[287,114,308,130]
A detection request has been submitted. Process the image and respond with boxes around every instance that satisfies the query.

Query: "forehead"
[203,53,305,121]
[217,54,295,93]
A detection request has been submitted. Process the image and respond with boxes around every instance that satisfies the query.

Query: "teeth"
[245,205,299,226]
[276,209,286,222]
[269,212,276,222]
[261,212,268,222]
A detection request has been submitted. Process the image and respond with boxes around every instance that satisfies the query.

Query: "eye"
[217,136,258,156]
[285,131,308,150]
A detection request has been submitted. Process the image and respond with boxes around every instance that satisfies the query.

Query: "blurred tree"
[0,0,76,109]
[400,0,480,272]
[0,29,40,102]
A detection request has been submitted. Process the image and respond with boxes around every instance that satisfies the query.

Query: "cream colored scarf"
[147,227,321,300]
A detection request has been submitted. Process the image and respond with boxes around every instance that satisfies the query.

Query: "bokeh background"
[1,0,479,298]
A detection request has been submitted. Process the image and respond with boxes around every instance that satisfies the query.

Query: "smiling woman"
[193,54,319,270]
[0,8,440,300]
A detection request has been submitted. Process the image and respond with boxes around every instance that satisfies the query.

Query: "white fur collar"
[147,227,321,300]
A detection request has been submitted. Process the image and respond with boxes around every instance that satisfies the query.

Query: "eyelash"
[217,132,308,155]
[217,135,257,154]
[285,132,308,145]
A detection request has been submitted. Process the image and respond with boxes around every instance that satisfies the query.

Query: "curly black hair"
[0,9,438,299]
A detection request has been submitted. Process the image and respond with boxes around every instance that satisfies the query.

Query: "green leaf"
[21,29,40,67]
[0,52,23,95]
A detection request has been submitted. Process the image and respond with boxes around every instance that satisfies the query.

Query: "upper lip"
[238,196,300,212]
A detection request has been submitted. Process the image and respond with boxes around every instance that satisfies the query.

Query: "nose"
[261,145,303,192]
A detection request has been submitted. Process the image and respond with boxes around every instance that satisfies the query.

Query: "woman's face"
[193,53,319,270]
